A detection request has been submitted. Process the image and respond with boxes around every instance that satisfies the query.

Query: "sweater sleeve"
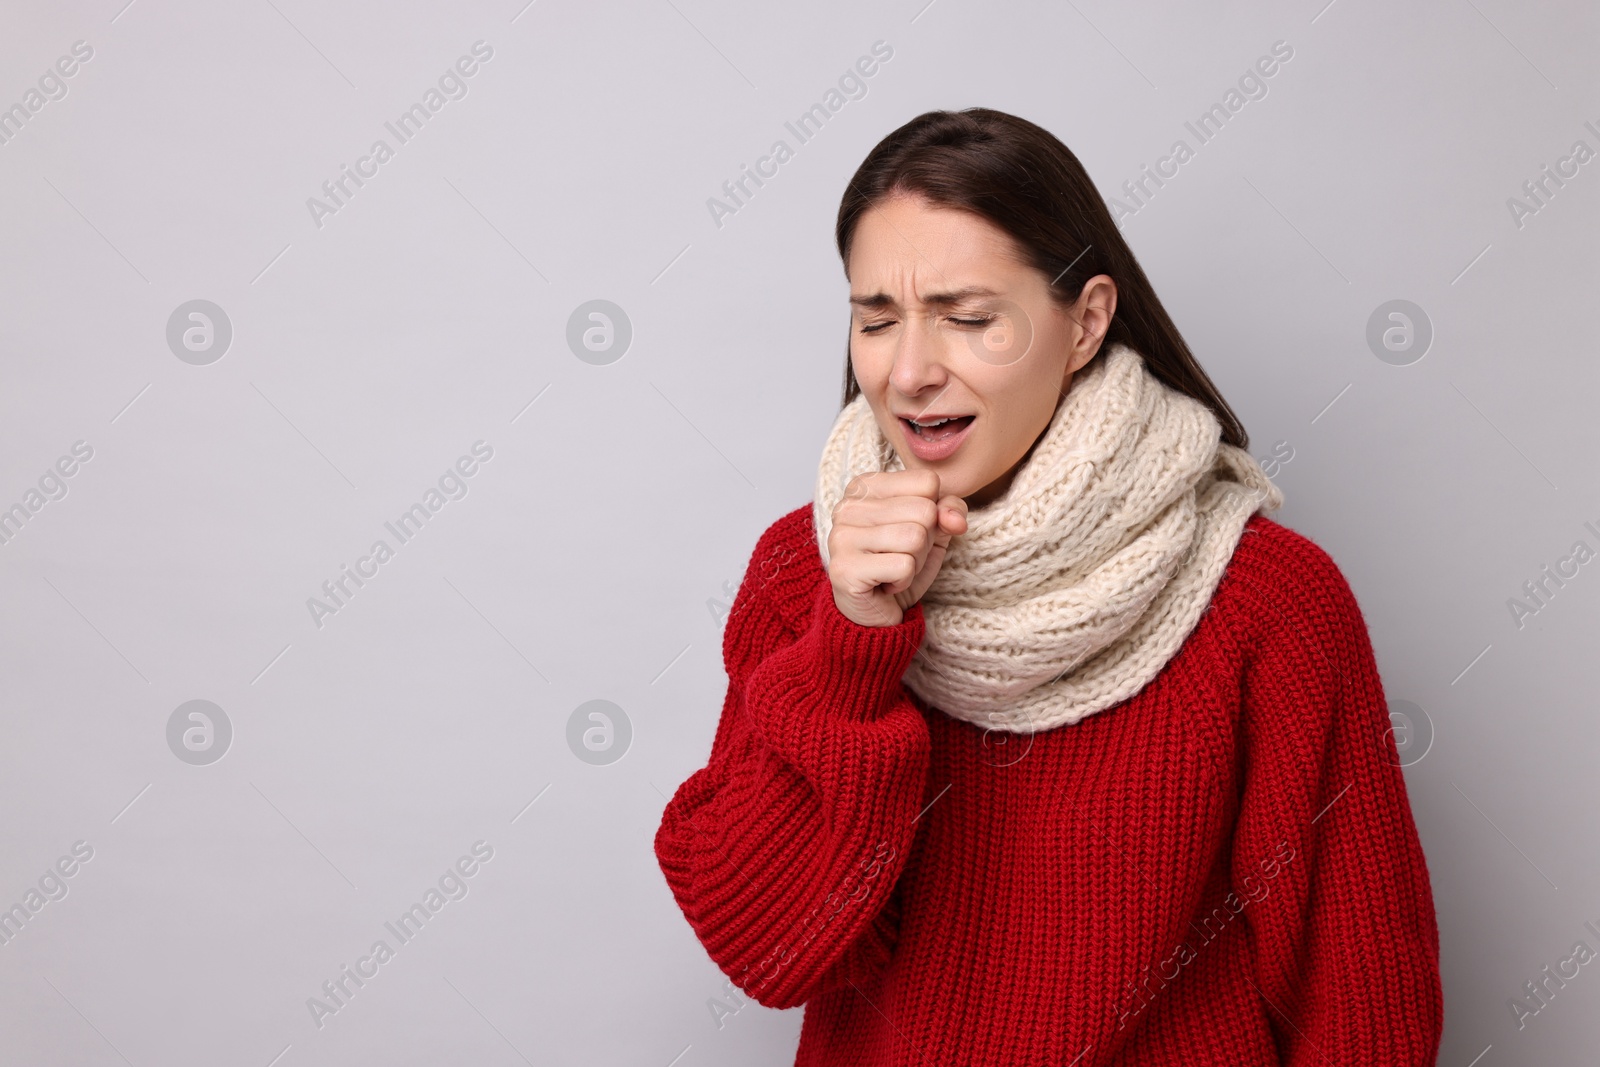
[1228,544,1444,1064]
[654,543,932,1010]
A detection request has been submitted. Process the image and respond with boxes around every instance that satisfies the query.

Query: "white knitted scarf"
[812,342,1283,734]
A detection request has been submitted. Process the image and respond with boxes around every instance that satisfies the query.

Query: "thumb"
[937,497,969,538]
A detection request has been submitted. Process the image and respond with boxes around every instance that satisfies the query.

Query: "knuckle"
[826,525,847,560]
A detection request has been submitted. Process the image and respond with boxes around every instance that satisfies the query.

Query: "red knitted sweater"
[655,504,1443,1065]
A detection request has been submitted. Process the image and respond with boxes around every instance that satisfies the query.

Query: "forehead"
[846,196,1029,303]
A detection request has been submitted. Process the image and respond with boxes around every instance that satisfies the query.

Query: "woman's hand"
[827,469,968,627]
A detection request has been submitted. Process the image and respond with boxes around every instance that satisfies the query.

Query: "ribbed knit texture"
[811,343,1285,732]
[655,504,1443,1066]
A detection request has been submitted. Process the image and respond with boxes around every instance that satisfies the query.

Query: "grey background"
[0,0,1595,1063]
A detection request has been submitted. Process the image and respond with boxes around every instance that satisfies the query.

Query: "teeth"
[911,416,957,428]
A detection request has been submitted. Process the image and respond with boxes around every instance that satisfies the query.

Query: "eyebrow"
[848,285,1000,309]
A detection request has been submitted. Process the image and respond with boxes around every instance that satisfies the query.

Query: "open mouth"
[898,414,977,461]
[901,415,976,441]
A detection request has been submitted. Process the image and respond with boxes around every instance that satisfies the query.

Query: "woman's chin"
[895,458,976,501]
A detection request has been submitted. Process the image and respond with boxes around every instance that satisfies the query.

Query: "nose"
[888,313,949,399]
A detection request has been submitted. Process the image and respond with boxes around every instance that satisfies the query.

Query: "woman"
[655,108,1443,1065]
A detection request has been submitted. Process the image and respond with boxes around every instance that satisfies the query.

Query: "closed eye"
[857,315,994,334]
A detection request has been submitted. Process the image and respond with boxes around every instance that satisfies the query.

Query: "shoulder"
[1209,519,1398,784]
[1217,513,1364,619]
[1211,513,1373,683]
[1226,511,1346,576]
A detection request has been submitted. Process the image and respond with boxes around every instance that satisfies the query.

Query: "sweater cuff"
[804,578,926,721]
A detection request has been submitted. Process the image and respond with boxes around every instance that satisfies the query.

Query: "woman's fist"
[827,469,969,627]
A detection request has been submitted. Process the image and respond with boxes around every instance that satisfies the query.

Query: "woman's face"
[846,193,1116,508]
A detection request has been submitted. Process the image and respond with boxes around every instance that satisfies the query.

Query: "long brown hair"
[835,107,1250,450]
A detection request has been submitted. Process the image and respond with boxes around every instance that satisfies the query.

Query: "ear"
[1068,274,1118,369]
